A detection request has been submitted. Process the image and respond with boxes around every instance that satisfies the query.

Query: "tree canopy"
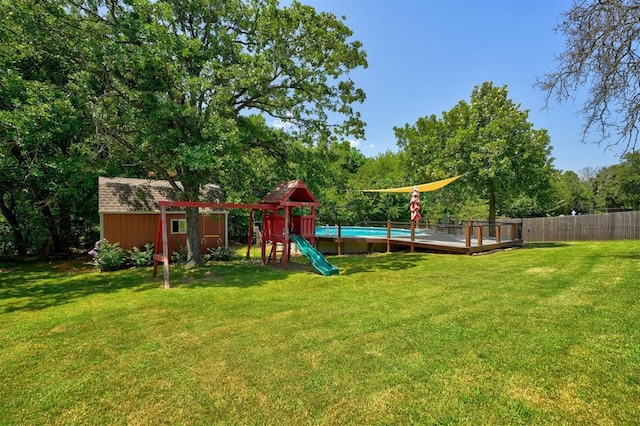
[2,0,368,264]
[0,0,100,255]
[537,0,640,153]
[593,152,640,211]
[395,82,555,224]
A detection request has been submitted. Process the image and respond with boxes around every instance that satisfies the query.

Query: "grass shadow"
[585,251,640,261]
[170,260,291,289]
[1,251,432,311]
[604,253,640,259]
[0,255,294,312]
[335,252,425,276]
[521,242,571,249]
[0,258,162,313]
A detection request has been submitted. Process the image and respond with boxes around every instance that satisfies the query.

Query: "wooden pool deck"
[316,226,523,255]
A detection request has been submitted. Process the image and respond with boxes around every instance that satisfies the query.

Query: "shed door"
[202,214,224,247]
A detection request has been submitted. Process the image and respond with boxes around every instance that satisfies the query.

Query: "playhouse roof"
[260,180,320,207]
[98,177,222,213]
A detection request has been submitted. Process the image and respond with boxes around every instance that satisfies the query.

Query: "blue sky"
[296,0,625,173]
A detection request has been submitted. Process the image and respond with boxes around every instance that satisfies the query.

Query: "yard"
[1,241,639,425]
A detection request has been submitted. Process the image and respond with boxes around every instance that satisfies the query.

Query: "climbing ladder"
[267,242,285,264]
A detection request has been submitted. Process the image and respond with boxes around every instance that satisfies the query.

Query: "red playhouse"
[153,180,339,287]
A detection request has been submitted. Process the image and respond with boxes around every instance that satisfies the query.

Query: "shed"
[98,177,227,254]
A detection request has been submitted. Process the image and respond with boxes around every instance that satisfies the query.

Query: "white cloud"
[349,139,375,151]
[271,118,293,130]
[269,111,296,131]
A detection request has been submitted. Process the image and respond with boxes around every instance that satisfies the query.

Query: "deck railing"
[317,220,523,254]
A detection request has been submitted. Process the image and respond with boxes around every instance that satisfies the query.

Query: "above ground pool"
[315,225,422,238]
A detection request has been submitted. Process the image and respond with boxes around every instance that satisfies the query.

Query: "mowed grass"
[0,241,639,425]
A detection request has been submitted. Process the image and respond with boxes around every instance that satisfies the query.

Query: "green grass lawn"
[1,241,639,425]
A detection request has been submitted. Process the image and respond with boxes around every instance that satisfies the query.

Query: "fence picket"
[522,211,640,242]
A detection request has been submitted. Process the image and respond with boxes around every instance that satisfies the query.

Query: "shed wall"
[101,212,226,254]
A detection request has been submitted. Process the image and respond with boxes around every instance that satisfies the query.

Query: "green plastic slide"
[290,235,339,276]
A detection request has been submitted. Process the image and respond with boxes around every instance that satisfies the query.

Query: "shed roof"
[260,180,320,207]
[98,177,222,213]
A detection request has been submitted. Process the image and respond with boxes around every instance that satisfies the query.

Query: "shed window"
[171,218,187,234]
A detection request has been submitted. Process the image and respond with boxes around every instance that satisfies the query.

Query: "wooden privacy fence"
[522,211,640,242]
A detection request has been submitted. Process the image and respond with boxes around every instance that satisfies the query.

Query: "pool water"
[315,226,420,238]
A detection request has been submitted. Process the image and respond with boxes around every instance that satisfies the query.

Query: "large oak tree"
[23,0,367,266]
[395,82,554,229]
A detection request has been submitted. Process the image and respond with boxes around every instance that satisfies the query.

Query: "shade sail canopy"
[362,175,464,193]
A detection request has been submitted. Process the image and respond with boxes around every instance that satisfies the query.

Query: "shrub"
[171,244,188,264]
[205,246,232,262]
[88,239,126,272]
[129,243,155,267]
[0,225,15,258]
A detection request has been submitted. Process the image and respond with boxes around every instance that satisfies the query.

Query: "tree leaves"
[394,82,554,221]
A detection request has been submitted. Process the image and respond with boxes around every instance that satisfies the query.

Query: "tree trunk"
[40,202,64,254]
[0,194,27,256]
[185,207,204,268]
[57,207,73,251]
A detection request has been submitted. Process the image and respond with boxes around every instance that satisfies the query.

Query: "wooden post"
[495,223,501,243]
[511,223,517,240]
[386,220,391,253]
[337,222,342,256]
[161,205,170,289]
[283,208,290,269]
[465,223,472,247]
[477,224,483,246]
[246,210,253,260]
[152,215,163,278]
[310,207,316,246]
[261,209,267,265]
[410,221,415,253]
[272,244,277,266]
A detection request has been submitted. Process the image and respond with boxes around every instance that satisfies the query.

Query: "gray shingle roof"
[98,177,223,213]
